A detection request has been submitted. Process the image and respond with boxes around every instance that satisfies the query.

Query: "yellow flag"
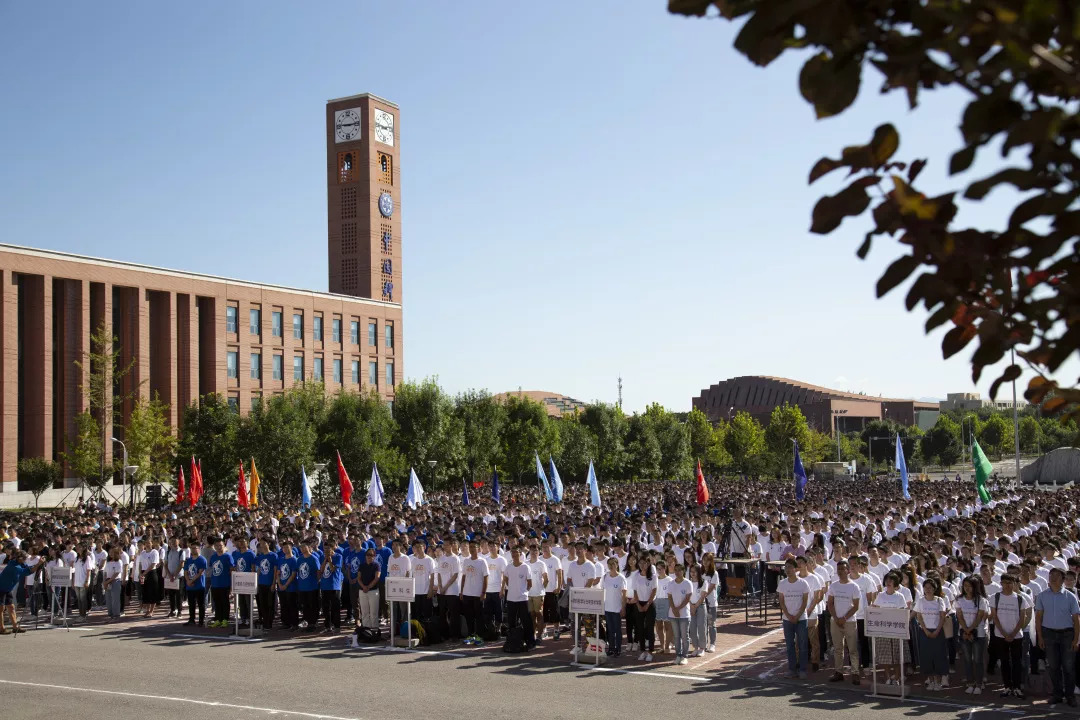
[249,457,261,507]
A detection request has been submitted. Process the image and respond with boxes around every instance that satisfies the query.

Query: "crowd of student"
[1,475,1080,706]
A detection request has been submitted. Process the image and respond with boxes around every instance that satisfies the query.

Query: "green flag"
[972,439,993,503]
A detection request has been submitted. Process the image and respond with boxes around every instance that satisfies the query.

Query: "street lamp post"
[111,437,138,507]
[427,459,437,493]
[728,406,735,422]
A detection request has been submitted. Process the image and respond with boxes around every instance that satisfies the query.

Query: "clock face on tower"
[334,108,362,143]
[378,192,394,217]
[374,109,395,146]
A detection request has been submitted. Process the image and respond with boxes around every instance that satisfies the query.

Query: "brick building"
[1,93,403,498]
[692,376,939,434]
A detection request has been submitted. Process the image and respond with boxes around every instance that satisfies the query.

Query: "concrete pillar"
[176,293,198,427]
[90,282,113,468]
[1,271,17,491]
[136,288,150,403]
[21,275,53,460]
[148,290,176,427]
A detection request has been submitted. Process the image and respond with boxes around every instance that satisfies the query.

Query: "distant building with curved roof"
[692,376,939,433]
[493,390,587,418]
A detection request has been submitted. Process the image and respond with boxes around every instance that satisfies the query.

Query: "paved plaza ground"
[0,595,1066,720]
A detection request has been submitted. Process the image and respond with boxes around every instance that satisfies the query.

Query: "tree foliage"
[455,390,506,484]
[578,403,628,483]
[63,412,105,488]
[500,394,559,483]
[392,378,465,488]
[125,397,177,487]
[921,415,963,466]
[670,0,1080,419]
[176,394,239,502]
[18,457,63,507]
[725,411,766,474]
[764,403,812,476]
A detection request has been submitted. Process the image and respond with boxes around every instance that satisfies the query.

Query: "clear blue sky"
[0,2,1050,412]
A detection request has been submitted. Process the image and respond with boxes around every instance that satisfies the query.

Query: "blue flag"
[300,465,312,509]
[491,468,501,505]
[586,460,601,507]
[895,434,910,500]
[793,441,808,501]
[549,456,564,503]
[536,452,553,501]
[462,477,470,506]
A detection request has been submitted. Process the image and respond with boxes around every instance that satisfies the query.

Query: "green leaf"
[799,51,862,119]
[869,124,899,165]
[876,254,920,297]
[949,145,976,175]
[808,156,841,183]
[810,182,871,234]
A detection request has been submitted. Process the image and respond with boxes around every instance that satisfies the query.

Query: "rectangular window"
[384,323,394,349]
[333,358,342,384]
[313,357,324,381]
[350,320,359,345]
[251,395,262,413]
[272,311,283,338]
[226,306,238,333]
[351,360,359,385]
[369,360,378,388]
[368,322,377,346]
[272,354,283,381]
[250,353,261,380]
[227,395,239,413]
[293,313,303,340]
[313,316,323,342]
[385,361,394,389]
[227,351,238,379]
[250,308,261,336]
[293,355,303,381]
[332,318,341,344]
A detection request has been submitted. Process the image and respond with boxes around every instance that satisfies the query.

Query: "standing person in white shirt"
[483,539,508,631]
[410,540,435,621]
[667,563,693,666]
[991,574,1031,698]
[71,543,95,618]
[634,554,657,662]
[955,576,989,694]
[459,540,487,642]
[915,578,950,690]
[827,560,862,684]
[778,558,810,678]
[526,547,548,646]
[102,546,125,620]
[601,557,627,657]
[436,542,462,640]
[539,540,563,641]
[655,560,673,655]
[701,554,720,653]
[502,547,534,651]
[687,564,707,658]
[871,572,909,686]
[386,539,412,625]
[136,538,161,618]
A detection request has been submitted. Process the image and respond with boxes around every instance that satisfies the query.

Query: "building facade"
[492,390,588,418]
[692,376,939,434]
[0,92,404,498]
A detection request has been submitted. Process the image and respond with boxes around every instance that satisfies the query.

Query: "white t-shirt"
[991,591,1032,637]
[566,559,599,589]
[460,557,489,597]
[873,590,907,609]
[527,560,546,598]
[955,596,990,637]
[437,554,462,595]
[852,574,877,620]
[504,562,531,603]
[800,572,823,619]
[137,549,159,573]
[411,556,434,594]
[827,580,860,618]
[540,555,561,592]
[103,559,124,582]
[633,571,658,604]
[778,577,811,620]
[667,578,693,619]
[387,554,412,578]
[602,572,627,613]
[486,555,508,593]
[916,596,948,630]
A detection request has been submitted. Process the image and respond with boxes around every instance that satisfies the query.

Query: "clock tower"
[326,94,401,303]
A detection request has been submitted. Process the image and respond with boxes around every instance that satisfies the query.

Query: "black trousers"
[506,600,535,648]
[321,589,341,629]
[440,593,461,638]
[997,637,1024,690]
[857,619,870,668]
[412,594,433,621]
[279,592,299,628]
[461,595,483,635]
[256,585,274,629]
[636,603,656,652]
[210,587,230,623]
[168,589,183,613]
[301,590,319,627]
[186,590,205,623]
[483,592,503,627]
[238,594,251,623]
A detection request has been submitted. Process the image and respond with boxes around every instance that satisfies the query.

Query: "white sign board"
[163,575,180,590]
[386,576,415,602]
[49,566,73,588]
[865,606,910,639]
[231,571,257,595]
[569,587,604,615]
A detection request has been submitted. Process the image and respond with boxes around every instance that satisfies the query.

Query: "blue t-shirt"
[184,556,207,591]
[376,546,391,578]
[296,554,320,592]
[255,553,276,586]
[277,556,298,591]
[319,553,344,591]
[0,562,31,593]
[208,552,234,589]
[344,549,364,581]
[232,550,256,574]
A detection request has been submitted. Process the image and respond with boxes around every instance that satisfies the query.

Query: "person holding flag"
[336,451,354,509]
[695,460,709,505]
[237,460,249,509]
[249,457,261,507]
[972,439,994,504]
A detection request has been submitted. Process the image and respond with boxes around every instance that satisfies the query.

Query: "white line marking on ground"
[172,633,262,642]
[0,679,363,720]
[579,666,709,682]
[689,628,782,671]
[344,644,467,658]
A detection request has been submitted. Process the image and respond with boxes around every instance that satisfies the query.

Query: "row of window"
[226,351,393,388]
[228,394,396,415]
[225,307,394,349]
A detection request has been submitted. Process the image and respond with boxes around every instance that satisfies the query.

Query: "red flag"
[238,460,249,508]
[189,456,200,507]
[472,481,483,489]
[695,460,709,505]
[177,466,187,505]
[336,451,353,507]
